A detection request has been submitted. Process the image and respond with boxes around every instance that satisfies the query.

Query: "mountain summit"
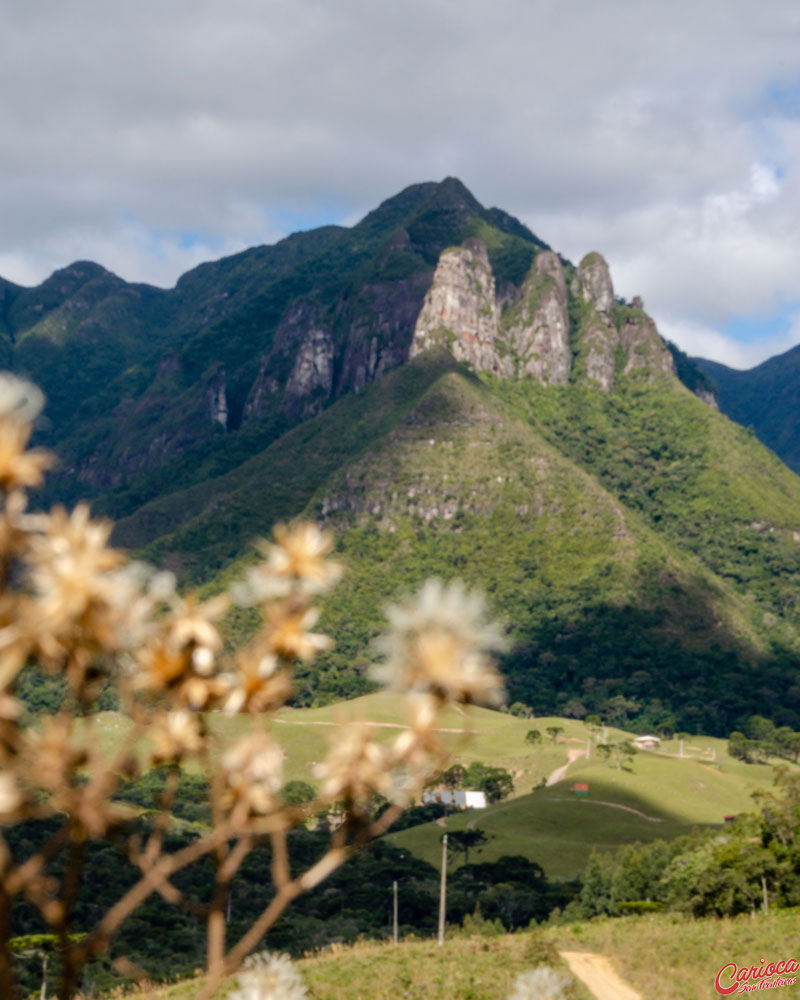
[2,178,691,511]
[5,179,800,734]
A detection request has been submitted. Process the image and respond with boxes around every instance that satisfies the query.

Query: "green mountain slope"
[104,348,800,732]
[7,178,800,737]
[695,349,800,474]
[7,179,546,514]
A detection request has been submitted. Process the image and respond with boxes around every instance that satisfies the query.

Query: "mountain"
[6,178,800,734]
[695,349,800,474]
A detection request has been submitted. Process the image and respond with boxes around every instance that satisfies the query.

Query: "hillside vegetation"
[8,178,800,736]
[123,908,800,1000]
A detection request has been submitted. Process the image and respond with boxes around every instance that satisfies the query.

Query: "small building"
[633,735,661,749]
[422,789,487,809]
[571,783,589,797]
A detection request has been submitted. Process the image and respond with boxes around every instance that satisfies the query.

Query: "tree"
[481,768,514,803]
[281,780,316,805]
[464,762,514,803]
[441,764,466,789]
[509,701,532,718]
[445,829,489,865]
[525,729,542,745]
[612,740,637,771]
[545,726,563,745]
[563,698,587,719]
[729,731,761,763]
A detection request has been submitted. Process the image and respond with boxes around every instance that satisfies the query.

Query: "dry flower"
[0,374,51,495]
[228,951,307,1000]
[0,420,52,493]
[507,967,570,1000]
[135,593,229,708]
[0,688,22,760]
[0,374,45,424]
[314,722,394,803]
[21,715,86,793]
[150,710,205,763]
[253,522,342,598]
[221,732,284,815]
[372,578,507,706]
[221,651,292,715]
[264,601,332,661]
[0,770,24,820]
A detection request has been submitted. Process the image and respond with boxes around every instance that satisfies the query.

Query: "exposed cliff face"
[500,250,571,385]
[573,253,618,391]
[578,251,614,314]
[283,324,334,419]
[410,239,509,375]
[570,253,674,392]
[411,243,674,394]
[618,309,675,379]
[207,365,228,428]
[334,274,430,394]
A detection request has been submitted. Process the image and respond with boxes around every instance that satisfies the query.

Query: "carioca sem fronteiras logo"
[715,957,799,994]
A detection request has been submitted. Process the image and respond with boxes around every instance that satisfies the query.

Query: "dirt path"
[546,748,585,787]
[559,951,642,1000]
[543,796,663,823]
[273,718,477,735]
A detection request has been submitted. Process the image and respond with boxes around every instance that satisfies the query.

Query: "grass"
[119,907,800,1000]
[89,693,795,881]
[549,908,800,1000]
[122,931,592,1000]
[390,735,784,879]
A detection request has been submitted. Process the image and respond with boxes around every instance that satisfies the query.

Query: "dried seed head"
[228,951,307,1000]
[507,966,570,1000]
[221,732,284,815]
[372,579,507,706]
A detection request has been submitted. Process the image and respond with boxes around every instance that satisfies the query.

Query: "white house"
[422,789,487,809]
[633,735,661,749]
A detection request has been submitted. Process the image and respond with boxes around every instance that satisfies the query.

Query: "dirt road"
[546,748,586,786]
[559,951,642,1000]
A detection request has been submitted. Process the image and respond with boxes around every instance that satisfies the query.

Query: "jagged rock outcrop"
[500,251,571,385]
[574,253,618,391]
[618,310,675,379]
[577,251,614,313]
[569,253,675,391]
[283,323,334,419]
[695,389,719,410]
[206,365,228,429]
[410,239,511,375]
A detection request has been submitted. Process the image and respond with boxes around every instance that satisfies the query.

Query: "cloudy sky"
[3,0,800,368]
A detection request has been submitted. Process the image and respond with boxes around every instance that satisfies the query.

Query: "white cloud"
[3,0,800,363]
[656,316,800,371]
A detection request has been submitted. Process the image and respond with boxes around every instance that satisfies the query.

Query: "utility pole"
[585,738,590,760]
[438,834,447,946]
[392,880,398,944]
[680,738,684,759]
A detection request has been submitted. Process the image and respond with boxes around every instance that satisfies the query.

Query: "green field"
[126,907,800,1000]
[90,692,791,882]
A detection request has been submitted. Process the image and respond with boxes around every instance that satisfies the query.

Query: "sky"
[3,1,800,369]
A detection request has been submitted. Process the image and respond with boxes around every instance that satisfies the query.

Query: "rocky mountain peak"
[577,252,614,314]
[409,239,509,375]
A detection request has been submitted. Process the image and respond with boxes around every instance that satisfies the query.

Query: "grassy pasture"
[88,692,793,882]
[124,908,800,1000]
